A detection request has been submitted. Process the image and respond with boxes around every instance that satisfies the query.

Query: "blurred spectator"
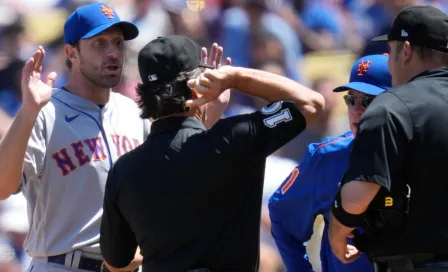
[251,31,285,69]
[0,109,13,141]
[360,0,421,56]
[0,194,30,272]
[115,0,174,56]
[277,77,349,161]
[220,0,303,83]
[44,35,70,89]
[0,13,25,117]
[0,235,22,272]
[277,0,363,53]
[163,0,212,46]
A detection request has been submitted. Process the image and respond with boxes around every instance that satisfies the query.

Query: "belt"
[47,253,139,272]
[48,253,104,272]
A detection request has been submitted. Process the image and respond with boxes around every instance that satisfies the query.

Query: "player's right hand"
[21,46,57,112]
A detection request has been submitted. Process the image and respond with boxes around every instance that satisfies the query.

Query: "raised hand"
[200,43,231,70]
[187,43,233,109]
[21,46,57,112]
[193,43,233,127]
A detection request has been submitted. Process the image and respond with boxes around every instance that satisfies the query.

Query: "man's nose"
[354,99,365,112]
[106,44,120,59]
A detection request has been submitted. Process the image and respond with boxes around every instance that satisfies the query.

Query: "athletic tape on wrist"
[332,189,365,228]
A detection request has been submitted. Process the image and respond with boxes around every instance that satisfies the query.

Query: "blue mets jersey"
[268,131,374,272]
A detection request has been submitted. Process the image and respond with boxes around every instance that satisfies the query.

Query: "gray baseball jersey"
[20,88,150,258]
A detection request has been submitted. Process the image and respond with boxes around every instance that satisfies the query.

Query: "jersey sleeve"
[21,112,47,187]
[342,92,413,190]
[100,164,138,268]
[268,147,325,271]
[271,222,314,272]
[210,101,307,158]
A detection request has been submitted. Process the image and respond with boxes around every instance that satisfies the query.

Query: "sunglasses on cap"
[343,94,375,108]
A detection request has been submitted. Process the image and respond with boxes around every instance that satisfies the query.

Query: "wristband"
[332,189,365,228]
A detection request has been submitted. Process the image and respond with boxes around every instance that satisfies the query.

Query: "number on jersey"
[261,101,293,128]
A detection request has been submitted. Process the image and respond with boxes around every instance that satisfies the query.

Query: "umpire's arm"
[339,92,412,215]
[328,92,413,262]
[100,164,141,272]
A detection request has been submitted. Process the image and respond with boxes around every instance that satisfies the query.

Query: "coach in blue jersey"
[268,54,392,272]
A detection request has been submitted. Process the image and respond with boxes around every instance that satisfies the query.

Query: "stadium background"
[0,0,445,271]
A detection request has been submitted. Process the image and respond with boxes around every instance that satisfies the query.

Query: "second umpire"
[99,35,324,272]
[328,5,448,272]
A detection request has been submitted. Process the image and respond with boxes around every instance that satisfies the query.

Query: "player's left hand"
[200,43,232,105]
[201,43,231,70]
[198,43,232,128]
[328,212,361,264]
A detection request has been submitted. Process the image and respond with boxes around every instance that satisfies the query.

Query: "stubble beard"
[79,59,124,90]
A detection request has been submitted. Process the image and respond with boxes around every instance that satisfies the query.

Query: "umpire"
[99,35,324,272]
[328,5,448,272]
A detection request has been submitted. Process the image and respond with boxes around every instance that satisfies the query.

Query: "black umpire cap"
[138,35,214,85]
[372,5,448,53]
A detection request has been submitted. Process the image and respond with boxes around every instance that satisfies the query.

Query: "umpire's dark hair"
[136,67,202,119]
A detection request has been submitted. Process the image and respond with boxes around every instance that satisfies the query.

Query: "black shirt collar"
[409,68,448,82]
[150,117,206,135]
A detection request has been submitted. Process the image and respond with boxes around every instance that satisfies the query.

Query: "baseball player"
[268,54,392,272]
[0,3,230,272]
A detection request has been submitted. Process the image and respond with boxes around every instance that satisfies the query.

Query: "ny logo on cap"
[148,74,158,81]
[101,5,115,19]
[357,60,371,76]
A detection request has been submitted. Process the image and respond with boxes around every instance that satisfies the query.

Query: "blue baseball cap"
[333,54,391,95]
[64,2,139,45]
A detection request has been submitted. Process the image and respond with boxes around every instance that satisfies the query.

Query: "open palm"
[192,43,232,107]
[21,46,57,111]
[200,43,232,72]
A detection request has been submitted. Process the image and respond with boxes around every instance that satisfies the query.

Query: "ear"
[403,41,413,63]
[64,44,79,65]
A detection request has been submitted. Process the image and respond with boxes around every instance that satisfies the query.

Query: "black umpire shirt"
[100,101,306,272]
[342,69,448,256]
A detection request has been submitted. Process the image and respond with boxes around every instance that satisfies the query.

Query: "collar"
[52,87,111,110]
[51,87,116,117]
[150,117,206,135]
[408,68,448,82]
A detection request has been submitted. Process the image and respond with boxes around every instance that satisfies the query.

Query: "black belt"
[47,253,138,272]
